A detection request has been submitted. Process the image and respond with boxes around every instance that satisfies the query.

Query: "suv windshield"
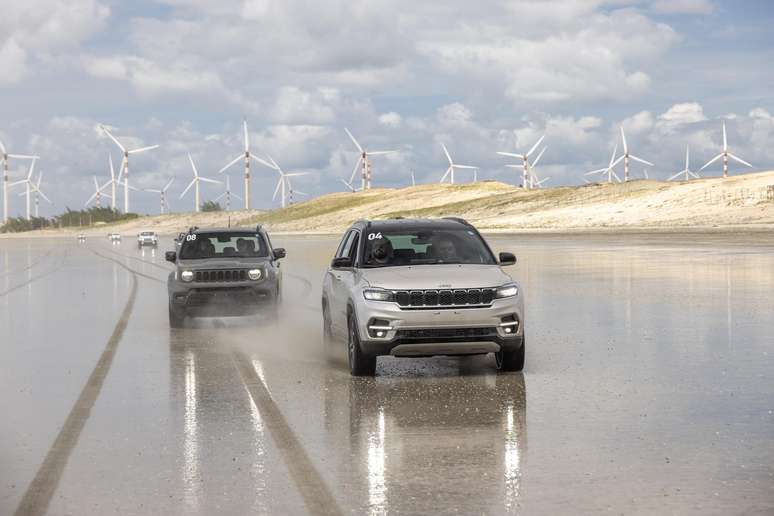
[179,232,269,259]
[362,227,496,267]
[140,232,155,236]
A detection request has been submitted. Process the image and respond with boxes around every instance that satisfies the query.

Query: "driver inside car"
[431,235,460,262]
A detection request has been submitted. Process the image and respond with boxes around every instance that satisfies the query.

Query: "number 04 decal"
[367,232,382,240]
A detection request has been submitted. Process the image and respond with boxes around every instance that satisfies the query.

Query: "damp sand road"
[1,233,773,515]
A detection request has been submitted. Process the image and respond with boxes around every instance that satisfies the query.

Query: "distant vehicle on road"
[77,234,86,243]
[322,217,524,376]
[108,233,121,243]
[137,231,158,248]
[166,226,285,328]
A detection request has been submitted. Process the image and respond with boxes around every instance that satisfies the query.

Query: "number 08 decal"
[185,234,197,241]
[367,232,382,241]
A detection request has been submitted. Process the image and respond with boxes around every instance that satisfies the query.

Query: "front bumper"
[138,239,157,246]
[354,297,524,357]
[169,283,277,317]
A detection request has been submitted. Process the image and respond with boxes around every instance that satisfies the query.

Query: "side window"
[340,231,356,259]
[347,233,360,264]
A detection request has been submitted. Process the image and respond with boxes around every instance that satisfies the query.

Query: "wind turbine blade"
[9,179,27,187]
[629,155,654,167]
[344,128,363,153]
[214,192,226,201]
[100,125,126,152]
[109,154,115,181]
[440,166,451,183]
[232,192,243,201]
[612,170,622,182]
[454,164,477,169]
[163,177,174,191]
[668,171,683,181]
[187,153,199,177]
[243,119,249,152]
[39,190,52,204]
[27,159,37,179]
[265,154,280,170]
[620,126,628,154]
[532,146,547,167]
[505,165,523,169]
[585,168,607,175]
[685,145,690,170]
[293,190,308,196]
[219,154,242,174]
[8,154,38,160]
[93,176,100,190]
[700,153,723,171]
[349,156,362,184]
[722,122,727,151]
[689,171,701,179]
[284,172,311,177]
[128,145,159,154]
[728,153,752,168]
[272,178,282,201]
[0,139,5,154]
[611,155,624,168]
[609,142,619,167]
[144,189,161,193]
[198,177,222,185]
[441,143,453,165]
[526,134,545,157]
[85,191,98,206]
[497,151,524,159]
[252,155,274,169]
[366,150,395,156]
[179,179,196,199]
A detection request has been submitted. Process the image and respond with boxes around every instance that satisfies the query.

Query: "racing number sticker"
[367,232,383,241]
[186,234,197,242]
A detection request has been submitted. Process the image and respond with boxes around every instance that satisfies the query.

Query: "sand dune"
[5,171,774,237]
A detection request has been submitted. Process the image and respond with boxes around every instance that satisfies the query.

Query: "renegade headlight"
[181,270,194,282]
[363,288,394,302]
[248,268,263,281]
[495,283,519,299]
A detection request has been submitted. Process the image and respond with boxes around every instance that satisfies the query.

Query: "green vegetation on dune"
[248,191,385,225]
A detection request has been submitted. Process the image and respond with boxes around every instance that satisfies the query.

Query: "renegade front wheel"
[347,314,376,376]
[168,303,185,328]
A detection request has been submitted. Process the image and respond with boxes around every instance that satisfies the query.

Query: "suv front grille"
[194,269,248,283]
[393,288,496,309]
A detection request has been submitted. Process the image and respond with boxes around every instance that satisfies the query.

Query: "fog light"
[504,326,513,334]
[376,331,385,337]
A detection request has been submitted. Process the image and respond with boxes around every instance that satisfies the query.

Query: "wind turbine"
[497,134,545,189]
[219,119,272,210]
[410,170,416,187]
[181,153,222,212]
[286,175,308,205]
[345,128,395,190]
[267,155,310,209]
[585,143,621,184]
[613,126,653,182]
[700,122,752,178]
[0,139,38,223]
[214,176,242,211]
[9,157,39,220]
[440,143,478,184]
[144,177,175,214]
[100,125,159,213]
[669,145,701,181]
[85,175,112,208]
[29,172,51,217]
[340,178,357,192]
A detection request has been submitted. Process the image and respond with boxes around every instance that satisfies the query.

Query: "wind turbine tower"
[100,125,159,213]
[344,128,395,190]
[700,122,752,178]
[0,139,38,223]
[497,134,545,190]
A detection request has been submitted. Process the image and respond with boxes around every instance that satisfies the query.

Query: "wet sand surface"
[1,233,772,515]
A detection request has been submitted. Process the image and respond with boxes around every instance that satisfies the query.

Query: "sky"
[1,0,773,216]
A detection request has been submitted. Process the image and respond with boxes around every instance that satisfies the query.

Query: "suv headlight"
[495,283,519,299]
[363,288,394,302]
[248,269,263,281]
[181,270,194,282]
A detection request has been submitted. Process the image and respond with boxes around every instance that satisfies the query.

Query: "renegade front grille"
[393,288,496,309]
[194,269,248,283]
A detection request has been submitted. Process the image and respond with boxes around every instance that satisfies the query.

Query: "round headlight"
[181,270,194,282]
[248,269,262,281]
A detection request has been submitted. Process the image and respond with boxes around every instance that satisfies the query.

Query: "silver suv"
[322,218,524,376]
[137,231,158,248]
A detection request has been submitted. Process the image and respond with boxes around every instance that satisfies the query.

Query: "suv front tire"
[347,312,376,376]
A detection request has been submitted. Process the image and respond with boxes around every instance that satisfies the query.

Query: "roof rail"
[442,217,471,226]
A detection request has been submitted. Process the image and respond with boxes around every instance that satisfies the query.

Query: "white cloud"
[656,102,707,133]
[378,112,402,128]
[651,0,716,15]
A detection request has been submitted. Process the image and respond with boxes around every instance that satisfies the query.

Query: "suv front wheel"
[495,338,525,372]
[347,312,376,376]
[169,303,185,328]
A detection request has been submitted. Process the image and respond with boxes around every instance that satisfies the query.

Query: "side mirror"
[499,252,516,266]
[331,256,353,269]
[273,248,286,259]
[165,251,177,263]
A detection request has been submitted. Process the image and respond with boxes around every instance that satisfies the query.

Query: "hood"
[178,257,270,269]
[362,264,512,290]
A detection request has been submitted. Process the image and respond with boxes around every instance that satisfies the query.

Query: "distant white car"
[137,231,158,248]
[109,233,122,242]
[77,234,86,243]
